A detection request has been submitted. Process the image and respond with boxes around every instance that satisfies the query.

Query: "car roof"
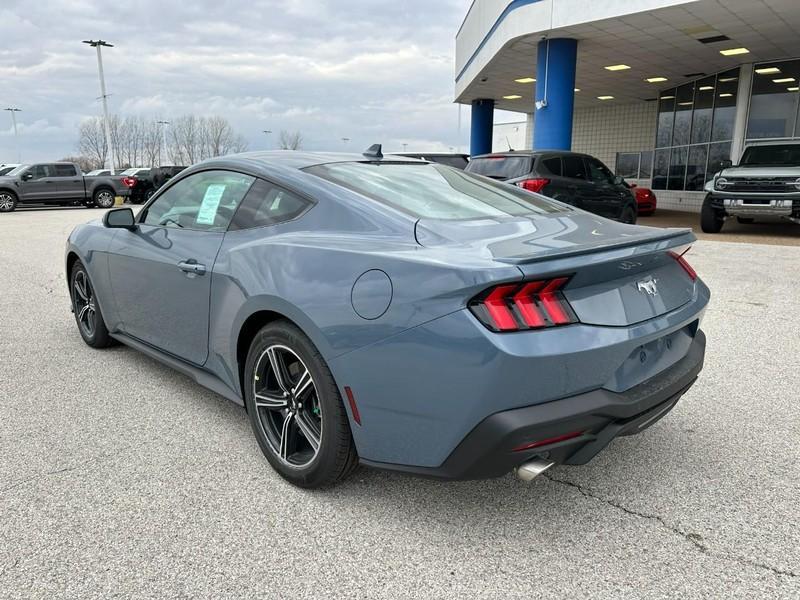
[203,150,427,171]
[471,150,591,159]
[391,152,469,158]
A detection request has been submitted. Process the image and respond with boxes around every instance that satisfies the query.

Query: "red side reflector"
[344,386,361,426]
[669,250,697,281]
[513,430,585,452]
[517,178,550,193]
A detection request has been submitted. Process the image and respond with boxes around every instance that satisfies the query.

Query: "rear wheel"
[93,188,115,209]
[70,261,114,348]
[701,195,725,233]
[244,321,358,488]
[0,191,17,212]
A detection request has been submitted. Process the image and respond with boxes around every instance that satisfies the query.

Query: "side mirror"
[719,159,733,170]
[612,175,625,186]
[103,207,136,230]
[21,172,33,181]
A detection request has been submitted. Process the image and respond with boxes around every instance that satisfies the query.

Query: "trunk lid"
[416,211,697,327]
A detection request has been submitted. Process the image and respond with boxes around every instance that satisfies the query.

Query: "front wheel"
[0,191,17,212]
[70,261,114,348]
[701,195,725,233]
[244,321,358,488]
[93,188,115,209]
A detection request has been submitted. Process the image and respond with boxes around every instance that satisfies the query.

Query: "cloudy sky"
[0,0,521,163]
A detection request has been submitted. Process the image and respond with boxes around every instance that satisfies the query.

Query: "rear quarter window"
[540,157,562,176]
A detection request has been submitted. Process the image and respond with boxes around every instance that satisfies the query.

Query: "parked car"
[466,151,638,223]
[629,183,657,215]
[66,148,708,488]
[392,152,470,169]
[0,163,132,212]
[702,141,800,233]
[0,164,21,177]
[119,168,153,204]
[85,169,112,177]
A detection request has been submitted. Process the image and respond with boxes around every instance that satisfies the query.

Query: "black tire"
[737,217,755,224]
[93,188,115,209]
[0,190,17,213]
[70,261,114,348]
[243,321,358,488]
[620,203,637,224]
[701,195,725,233]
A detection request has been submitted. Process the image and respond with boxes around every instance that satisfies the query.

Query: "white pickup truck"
[702,142,800,232]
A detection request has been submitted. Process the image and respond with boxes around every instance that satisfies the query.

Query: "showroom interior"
[457,0,800,212]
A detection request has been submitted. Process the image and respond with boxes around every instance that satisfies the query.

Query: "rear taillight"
[516,178,550,193]
[669,249,697,281]
[121,176,137,188]
[469,277,577,332]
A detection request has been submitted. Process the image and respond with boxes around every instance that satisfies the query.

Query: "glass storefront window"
[651,68,737,190]
[711,69,738,142]
[656,90,676,148]
[640,151,653,179]
[615,153,640,179]
[686,145,709,191]
[747,59,800,140]
[691,76,715,144]
[672,84,694,146]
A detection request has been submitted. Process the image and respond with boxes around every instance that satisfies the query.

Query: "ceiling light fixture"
[718,77,738,82]
[604,64,631,71]
[719,93,733,97]
[574,88,581,92]
[755,67,781,74]
[660,95,675,100]
[788,87,800,92]
[503,95,522,100]
[720,47,749,56]
[597,95,614,100]
[646,77,668,83]
[514,77,536,83]
[698,86,714,91]
[773,77,796,83]
[678,101,694,106]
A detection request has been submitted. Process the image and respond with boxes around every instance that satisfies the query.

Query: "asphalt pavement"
[1,207,798,599]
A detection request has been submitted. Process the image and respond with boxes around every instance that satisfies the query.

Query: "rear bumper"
[362,329,705,480]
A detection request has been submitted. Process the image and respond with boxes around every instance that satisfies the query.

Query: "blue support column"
[533,38,578,151]
[470,99,494,156]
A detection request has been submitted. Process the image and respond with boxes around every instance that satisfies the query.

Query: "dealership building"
[456,0,800,211]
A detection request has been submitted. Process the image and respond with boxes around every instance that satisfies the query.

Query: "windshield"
[740,144,800,166]
[305,162,566,220]
[6,165,29,176]
[465,156,531,180]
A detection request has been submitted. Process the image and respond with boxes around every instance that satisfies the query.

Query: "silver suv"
[702,142,800,232]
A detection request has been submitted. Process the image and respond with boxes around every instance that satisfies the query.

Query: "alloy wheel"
[0,193,15,211]
[72,270,96,337]
[253,344,322,467]
[96,191,114,208]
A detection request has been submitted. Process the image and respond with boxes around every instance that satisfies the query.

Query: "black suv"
[466,151,637,223]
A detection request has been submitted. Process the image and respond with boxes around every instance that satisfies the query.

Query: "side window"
[541,157,562,176]
[230,179,313,230]
[54,164,78,177]
[142,170,255,231]
[586,158,614,184]
[30,165,51,180]
[562,156,586,180]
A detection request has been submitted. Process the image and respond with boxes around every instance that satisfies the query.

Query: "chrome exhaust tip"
[515,458,555,482]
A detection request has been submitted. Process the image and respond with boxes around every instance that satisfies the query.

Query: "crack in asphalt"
[543,473,798,579]
[0,451,121,495]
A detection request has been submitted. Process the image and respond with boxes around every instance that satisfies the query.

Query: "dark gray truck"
[702,142,800,232]
[0,162,131,213]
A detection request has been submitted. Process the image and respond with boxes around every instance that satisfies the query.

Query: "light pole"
[262,130,272,149]
[82,39,116,175]
[157,120,170,165]
[4,108,21,162]
[341,137,350,148]
[402,143,408,152]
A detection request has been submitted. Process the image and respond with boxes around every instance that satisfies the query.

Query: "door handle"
[177,260,207,275]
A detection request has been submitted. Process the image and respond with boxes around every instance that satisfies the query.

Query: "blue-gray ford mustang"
[65,148,709,488]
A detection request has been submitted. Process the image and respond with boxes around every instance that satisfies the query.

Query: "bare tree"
[77,118,107,168]
[279,130,304,150]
